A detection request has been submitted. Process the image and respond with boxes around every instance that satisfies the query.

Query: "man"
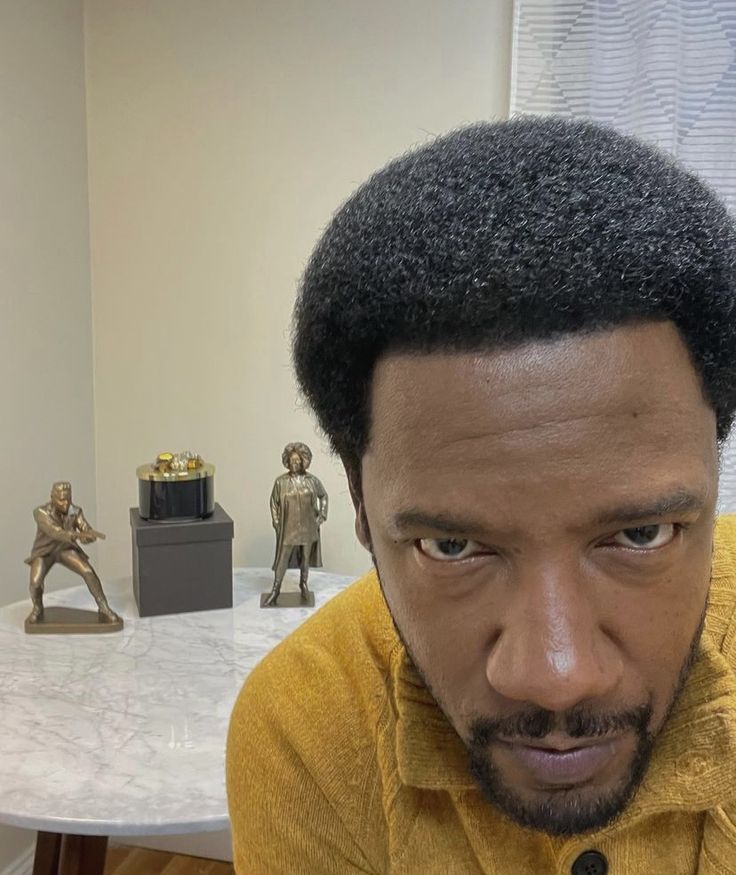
[227,118,736,873]
[26,481,120,624]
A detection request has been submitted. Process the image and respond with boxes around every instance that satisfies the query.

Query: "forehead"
[363,322,717,520]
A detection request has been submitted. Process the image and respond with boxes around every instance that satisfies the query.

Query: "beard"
[467,701,655,836]
[370,544,707,837]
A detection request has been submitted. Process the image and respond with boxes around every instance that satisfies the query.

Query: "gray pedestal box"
[130,503,234,617]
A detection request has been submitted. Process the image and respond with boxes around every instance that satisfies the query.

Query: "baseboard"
[118,829,233,862]
[1,846,33,875]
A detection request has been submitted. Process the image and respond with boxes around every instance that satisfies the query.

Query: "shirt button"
[571,850,608,875]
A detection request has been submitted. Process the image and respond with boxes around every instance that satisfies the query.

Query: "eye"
[611,524,677,550]
[417,538,486,561]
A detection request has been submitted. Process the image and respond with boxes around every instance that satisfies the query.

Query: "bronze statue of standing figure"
[25,481,122,632]
[262,443,328,608]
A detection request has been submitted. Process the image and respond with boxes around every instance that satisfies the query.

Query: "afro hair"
[293,116,736,466]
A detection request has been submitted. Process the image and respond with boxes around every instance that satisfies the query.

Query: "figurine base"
[260,591,315,608]
[24,606,124,635]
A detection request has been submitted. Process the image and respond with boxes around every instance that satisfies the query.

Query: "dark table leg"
[33,833,61,875]
[33,833,108,875]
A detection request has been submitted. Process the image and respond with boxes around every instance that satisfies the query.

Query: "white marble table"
[0,568,353,871]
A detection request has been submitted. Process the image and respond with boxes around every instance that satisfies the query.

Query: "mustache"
[470,701,653,746]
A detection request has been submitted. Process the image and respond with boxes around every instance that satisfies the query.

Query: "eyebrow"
[389,488,706,539]
[592,488,707,527]
[390,510,491,539]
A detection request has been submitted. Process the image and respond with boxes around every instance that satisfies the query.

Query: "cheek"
[620,568,709,716]
[375,539,498,704]
[630,525,711,635]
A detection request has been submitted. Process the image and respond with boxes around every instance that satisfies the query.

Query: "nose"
[485,561,623,713]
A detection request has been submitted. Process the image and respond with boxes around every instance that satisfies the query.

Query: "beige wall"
[85,0,511,859]
[0,0,94,866]
[85,0,513,589]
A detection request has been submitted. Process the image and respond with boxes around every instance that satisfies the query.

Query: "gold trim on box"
[137,451,215,482]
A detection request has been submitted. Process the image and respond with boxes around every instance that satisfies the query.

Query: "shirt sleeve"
[269,479,281,529]
[226,657,377,875]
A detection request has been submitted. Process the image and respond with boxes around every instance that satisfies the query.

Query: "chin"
[469,744,653,837]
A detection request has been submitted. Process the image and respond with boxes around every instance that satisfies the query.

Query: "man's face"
[357,321,718,836]
[52,490,71,515]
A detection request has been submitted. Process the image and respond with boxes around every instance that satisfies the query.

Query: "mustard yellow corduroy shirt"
[226,518,736,874]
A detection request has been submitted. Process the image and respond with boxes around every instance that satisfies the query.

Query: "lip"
[495,736,624,786]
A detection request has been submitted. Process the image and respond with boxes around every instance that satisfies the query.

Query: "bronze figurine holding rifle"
[25,481,122,631]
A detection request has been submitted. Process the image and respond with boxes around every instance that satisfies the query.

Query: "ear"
[342,456,371,551]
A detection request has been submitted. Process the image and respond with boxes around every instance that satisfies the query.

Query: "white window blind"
[511,0,736,510]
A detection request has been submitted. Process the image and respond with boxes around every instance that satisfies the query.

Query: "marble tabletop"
[0,568,354,836]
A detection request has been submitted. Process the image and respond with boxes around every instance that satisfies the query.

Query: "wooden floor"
[104,846,235,875]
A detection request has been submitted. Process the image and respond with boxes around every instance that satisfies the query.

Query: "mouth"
[495,735,626,787]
